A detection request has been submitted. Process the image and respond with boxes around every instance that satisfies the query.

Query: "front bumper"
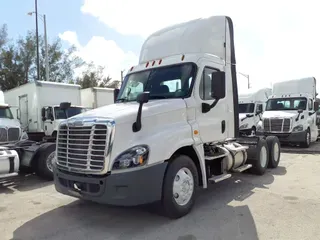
[257,130,306,143]
[53,162,168,206]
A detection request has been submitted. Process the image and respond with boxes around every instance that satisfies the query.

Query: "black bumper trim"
[53,162,168,206]
[257,130,306,143]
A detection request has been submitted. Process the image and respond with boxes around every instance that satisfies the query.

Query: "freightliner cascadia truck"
[52,15,281,219]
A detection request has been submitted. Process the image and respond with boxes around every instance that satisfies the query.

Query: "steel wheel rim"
[172,167,194,206]
[273,142,280,162]
[260,146,267,168]
[46,151,55,172]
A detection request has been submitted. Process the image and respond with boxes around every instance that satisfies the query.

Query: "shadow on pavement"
[11,167,287,240]
[0,173,52,194]
[281,141,320,154]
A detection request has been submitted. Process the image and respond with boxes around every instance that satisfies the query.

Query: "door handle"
[221,120,226,133]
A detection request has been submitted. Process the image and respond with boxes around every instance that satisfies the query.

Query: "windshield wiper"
[116,98,129,102]
[149,95,168,99]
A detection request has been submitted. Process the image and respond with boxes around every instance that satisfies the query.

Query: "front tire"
[300,128,311,148]
[161,155,199,219]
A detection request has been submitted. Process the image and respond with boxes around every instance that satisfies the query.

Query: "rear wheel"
[247,139,269,175]
[266,136,281,168]
[161,155,198,219]
[36,143,56,180]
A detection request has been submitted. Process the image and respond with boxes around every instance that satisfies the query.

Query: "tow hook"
[73,182,83,192]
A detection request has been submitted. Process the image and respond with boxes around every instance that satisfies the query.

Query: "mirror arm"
[132,103,144,132]
[295,113,300,121]
[202,99,219,113]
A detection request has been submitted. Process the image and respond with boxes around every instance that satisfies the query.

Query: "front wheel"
[161,155,199,219]
[300,128,311,148]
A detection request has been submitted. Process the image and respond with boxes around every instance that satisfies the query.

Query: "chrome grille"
[57,122,109,173]
[0,128,6,142]
[0,127,20,143]
[263,118,291,133]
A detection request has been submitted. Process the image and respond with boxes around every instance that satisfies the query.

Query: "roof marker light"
[152,61,155,66]
[146,62,149,67]
[181,55,185,61]
[159,59,162,65]
[130,66,134,71]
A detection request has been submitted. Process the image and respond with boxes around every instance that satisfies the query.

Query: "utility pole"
[121,70,124,82]
[35,0,40,81]
[43,14,49,81]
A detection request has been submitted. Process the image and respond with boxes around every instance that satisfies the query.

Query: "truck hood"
[0,118,21,128]
[263,111,298,119]
[70,99,187,124]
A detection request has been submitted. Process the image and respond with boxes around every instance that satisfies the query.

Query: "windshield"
[117,63,196,102]
[266,97,307,111]
[54,107,85,119]
[239,103,255,113]
[0,107,13,119]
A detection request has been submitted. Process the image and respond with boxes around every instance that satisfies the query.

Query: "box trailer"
[4,81,86,141]
[80,87,114,109]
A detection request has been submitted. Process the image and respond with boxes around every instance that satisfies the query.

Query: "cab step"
[232,164,252,173]
[208,173,232,183]
[205,152,229,161]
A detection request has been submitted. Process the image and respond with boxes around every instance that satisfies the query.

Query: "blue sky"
[1,0,320,93]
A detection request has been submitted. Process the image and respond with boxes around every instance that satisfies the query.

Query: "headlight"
[240,123,248,129]
[112,145,149,170]
[292,124,303,132]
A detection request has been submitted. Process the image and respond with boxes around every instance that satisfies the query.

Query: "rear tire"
[266,136,281,168]
[247,139,269,175]
[36,143,56,180]
[161,155,198,219]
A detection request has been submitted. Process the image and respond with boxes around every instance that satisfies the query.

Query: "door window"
[199,68,220,100]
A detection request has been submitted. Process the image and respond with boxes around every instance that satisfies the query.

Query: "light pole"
[238,72,250,89]
[28,11,49,81]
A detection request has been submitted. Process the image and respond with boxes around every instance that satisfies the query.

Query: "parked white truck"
[0,90,23,177]
[257,77,319,147]
[239,88,272,136]
[80,87,114,110]
[4,81,86,142]
[52,15,281,219]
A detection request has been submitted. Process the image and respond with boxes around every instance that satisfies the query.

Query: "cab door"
[308,99,318,141]
[195,63,228,143]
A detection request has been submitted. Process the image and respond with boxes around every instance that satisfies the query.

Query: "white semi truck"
[4,81,86,142]
[257,77,319,148]
[52,15,281,219]
[80,87,114,110]
[239,88,272,136]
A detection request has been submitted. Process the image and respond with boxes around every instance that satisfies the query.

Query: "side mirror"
[137,92,150,104]
[114,88,120,103]
[60,102,71,111]
[49,114,54,121]
[298,109,303,114]
[314,102,319,111]
[211,71,226,99]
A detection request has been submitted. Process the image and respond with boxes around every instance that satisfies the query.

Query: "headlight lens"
[112,145,149,170]
[292,124,303,132]
[240,123,248,129]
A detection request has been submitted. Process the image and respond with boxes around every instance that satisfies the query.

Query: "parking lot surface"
[1,153,320,240]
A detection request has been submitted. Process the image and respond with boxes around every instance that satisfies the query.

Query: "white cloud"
[59,31,138,80]
[80,0,320,93]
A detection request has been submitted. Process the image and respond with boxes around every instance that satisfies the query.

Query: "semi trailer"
[239,88,272,136]
[52,15,281,219]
